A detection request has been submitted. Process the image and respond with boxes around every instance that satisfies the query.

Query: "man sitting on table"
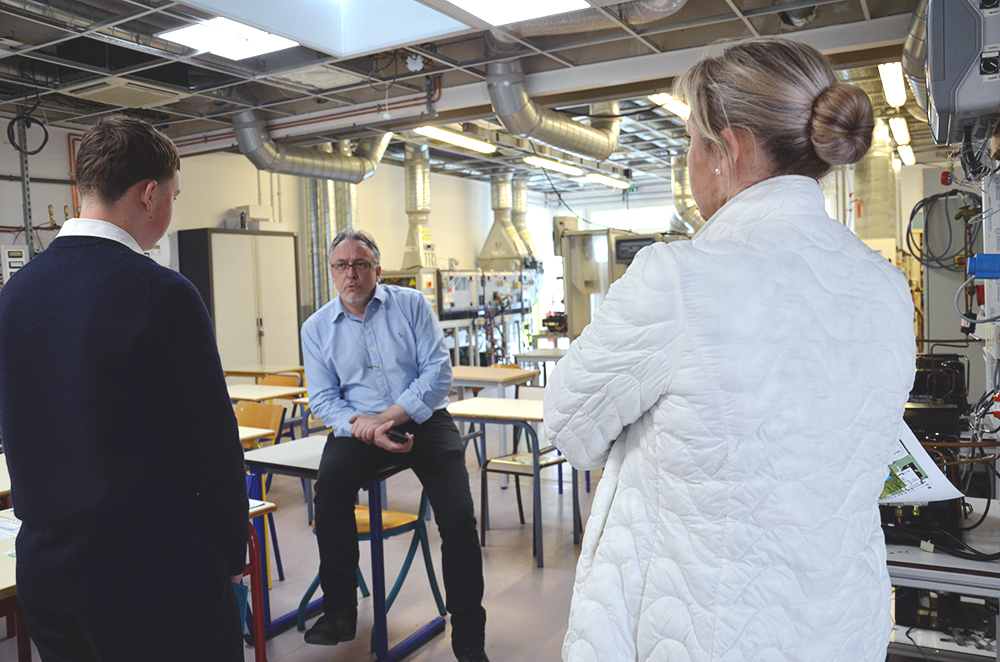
[0,115,248,662]
[301,229,488,662]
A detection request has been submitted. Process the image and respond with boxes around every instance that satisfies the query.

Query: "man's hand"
[349,413,391,443]
[371,419,413,453]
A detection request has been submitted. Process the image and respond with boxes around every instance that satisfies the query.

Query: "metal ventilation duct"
[401,143,438,270]
[484,0,687,161]
[480,172,529,270]
[333,140,359,232]
[511,174,539,258]
[901,0,928,114]
[670,155,703,234]
[232,109,390,182]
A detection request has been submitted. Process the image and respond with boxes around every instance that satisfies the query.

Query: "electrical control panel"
[926,0,1000,145]
[482,271,524,308]
[381,268,439,312]
[0,245,29,286]
[439,270,479,313]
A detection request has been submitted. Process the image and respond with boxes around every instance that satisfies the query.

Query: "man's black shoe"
[455,645,490,662]
[303,606,357,645]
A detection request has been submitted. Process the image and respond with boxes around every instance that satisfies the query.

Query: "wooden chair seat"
[354,505,419,535]
[483,451,565,476]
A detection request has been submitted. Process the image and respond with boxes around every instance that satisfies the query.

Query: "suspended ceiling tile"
[177,0,472,58]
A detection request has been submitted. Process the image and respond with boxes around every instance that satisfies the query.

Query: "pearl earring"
[714,167,721,175]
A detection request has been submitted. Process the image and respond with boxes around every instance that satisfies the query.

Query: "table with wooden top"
[239,426,276,446]
[512,348,566,386]
[451,366,539,487]
[446,397,579,568]
[0,502,276,662]
[243,437,445,661]
[227,383,307,403]
[0,509,27,662]
[0,455,10,509]
[223,365,305,384]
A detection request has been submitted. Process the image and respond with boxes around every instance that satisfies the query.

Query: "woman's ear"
[719,127,744,169]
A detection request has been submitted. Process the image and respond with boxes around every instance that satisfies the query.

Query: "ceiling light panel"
[160,17,298,60]
[524,155,584,176]
[414,126,497,154]
[445,0,589,26]
[878,62,907,108]
[888,117,910,146]
[648,93,690,120]
[897,144,916,166]
[584,172,630,189]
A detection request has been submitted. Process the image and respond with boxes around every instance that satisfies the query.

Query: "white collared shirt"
[57,218,144,254]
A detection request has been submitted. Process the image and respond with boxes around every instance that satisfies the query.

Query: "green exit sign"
[627,186,640,193]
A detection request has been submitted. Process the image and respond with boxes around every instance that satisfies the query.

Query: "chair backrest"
[234,401,285,449]
[516,385,545,401]
[260,373,302,388]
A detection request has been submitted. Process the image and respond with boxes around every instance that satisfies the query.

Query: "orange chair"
[235,401,286,582]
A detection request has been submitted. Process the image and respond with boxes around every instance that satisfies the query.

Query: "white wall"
[0,124,77,253]
[170,149,494,312]
[3,133,496,310]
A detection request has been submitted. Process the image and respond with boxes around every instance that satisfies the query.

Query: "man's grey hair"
[329,229,381,265]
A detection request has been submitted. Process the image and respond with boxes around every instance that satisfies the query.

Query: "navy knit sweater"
[0,236,248,615]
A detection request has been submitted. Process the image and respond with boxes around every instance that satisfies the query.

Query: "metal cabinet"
[178,228,300,368]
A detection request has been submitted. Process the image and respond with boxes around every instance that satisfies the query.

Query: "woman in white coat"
[544,37,916,662]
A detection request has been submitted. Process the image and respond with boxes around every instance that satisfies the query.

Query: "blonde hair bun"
[810,83,874,166]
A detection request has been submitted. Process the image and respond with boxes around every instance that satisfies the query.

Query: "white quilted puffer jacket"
[544,175,916,662]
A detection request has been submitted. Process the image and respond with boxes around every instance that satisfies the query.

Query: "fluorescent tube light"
[523,155,584,176]
[445,0,589,26]
[897,144,916,166]
[648,93,690,120]
[888,117,910,146]
[413,126,496,154]
[160,18,298,61]
[878,62,907,108]
[584,172,630,189]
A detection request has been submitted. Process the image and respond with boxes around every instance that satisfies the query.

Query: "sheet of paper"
[248,498,267,510]
[0,518,21,541]
[879,423,964,504]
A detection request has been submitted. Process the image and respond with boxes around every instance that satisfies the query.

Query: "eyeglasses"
[331,261,377,273]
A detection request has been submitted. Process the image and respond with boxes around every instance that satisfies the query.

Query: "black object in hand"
[386,429,410,444]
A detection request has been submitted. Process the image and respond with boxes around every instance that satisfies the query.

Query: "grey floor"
[249,441,594,662]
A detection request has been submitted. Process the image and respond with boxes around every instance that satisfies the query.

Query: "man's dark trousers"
[313,409,486,651]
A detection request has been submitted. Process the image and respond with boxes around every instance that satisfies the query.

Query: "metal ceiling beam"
[586,1,661,54]
[0,3,174,61]
[723,0,760,37]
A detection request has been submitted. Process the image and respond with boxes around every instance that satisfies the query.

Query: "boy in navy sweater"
[0,115,248,661]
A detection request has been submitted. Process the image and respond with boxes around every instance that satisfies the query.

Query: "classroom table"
[447,397,579,568]
[0,510,28,662]
[451,366,539,487]
[239,426,276,446]
[243,436,445,661]
[451,366,539,399]
[228,384,307,403]
[224,365,305,384]
[886,497,1000,661]
[512,348,566,386]
[0,455,9,509]
[0,501,276,662]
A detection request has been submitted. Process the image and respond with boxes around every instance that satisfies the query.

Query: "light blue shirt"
[301,283,452,437]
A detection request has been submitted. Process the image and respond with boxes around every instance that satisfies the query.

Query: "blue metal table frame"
[243,435,446,661]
